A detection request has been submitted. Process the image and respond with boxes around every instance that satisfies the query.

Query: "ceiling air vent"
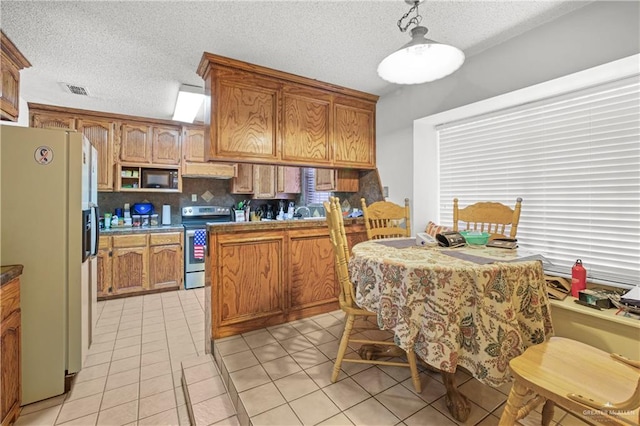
[61,83,90,96]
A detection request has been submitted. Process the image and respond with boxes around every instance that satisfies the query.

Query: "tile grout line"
[58,300,123,425]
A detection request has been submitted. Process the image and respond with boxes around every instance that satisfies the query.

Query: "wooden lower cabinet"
[112,235,148,294]
[288,228,337,315]
[97,237,112,298]
[214,231,287,336]
[98,230,183,299]
[210,222,366,338]
[0,273,21,426]
[149,233,183,289]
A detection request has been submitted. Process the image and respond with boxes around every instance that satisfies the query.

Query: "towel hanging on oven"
[193,230,206,260]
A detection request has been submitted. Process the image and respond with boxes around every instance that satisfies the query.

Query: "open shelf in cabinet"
[116,163,182,192]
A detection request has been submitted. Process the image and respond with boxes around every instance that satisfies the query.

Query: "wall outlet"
[383,186,389,198]
[191,194,198,202]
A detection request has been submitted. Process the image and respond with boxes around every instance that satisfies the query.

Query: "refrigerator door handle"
[90,205,99,257]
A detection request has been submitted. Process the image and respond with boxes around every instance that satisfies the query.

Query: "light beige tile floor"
[15,288,592,426]
[15,288,228,426]
[213,312,594,426]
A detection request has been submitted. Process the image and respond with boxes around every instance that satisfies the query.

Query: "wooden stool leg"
[541,400,555,426]
[332,314,354,382]
[499,380,531,426]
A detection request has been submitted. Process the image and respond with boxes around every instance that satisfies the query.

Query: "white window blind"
[437,75,640,288]
[303,168,330,204]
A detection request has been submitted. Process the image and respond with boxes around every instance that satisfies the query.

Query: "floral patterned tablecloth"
[349,239,554,387]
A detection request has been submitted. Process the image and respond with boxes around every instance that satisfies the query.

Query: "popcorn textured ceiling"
[1,0,591,122]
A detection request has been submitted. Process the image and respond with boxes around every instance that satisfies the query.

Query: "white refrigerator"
[0,125,99,405]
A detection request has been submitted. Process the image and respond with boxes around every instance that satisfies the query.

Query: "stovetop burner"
[181,205,232,227]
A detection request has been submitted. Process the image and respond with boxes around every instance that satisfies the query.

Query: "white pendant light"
[378,0,465,85]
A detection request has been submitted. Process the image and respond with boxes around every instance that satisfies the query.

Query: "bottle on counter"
[571,259,587,298]
[287,202,294,220]
[104,213,111,229]
[111,215,119,228]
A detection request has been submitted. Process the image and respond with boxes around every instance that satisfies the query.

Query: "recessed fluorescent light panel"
[172,84,204,123]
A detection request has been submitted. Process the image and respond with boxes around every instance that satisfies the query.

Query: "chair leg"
[406,349,422,393]
[499,380,531,426]
[332,313,355,382]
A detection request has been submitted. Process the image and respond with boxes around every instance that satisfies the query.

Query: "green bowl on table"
[460,230,490,246]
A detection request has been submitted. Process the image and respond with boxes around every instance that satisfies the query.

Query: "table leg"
[441,371,471,422]
[358,344,472,422]
[541,400,555,426]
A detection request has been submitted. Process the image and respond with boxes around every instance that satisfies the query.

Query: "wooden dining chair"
[453,197,523,240]
[499,337,640,426]
[360,197,411,240]
[323,196,422,392]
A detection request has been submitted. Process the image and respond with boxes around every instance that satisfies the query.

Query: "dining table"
[348,238,554,422]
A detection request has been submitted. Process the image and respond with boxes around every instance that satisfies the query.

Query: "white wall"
[376,1,640,226]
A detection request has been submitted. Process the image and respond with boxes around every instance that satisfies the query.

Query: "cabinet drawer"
[149,232,182,246]
[0,278,20,322]
[112,234,147,248]
[99,236,112,250]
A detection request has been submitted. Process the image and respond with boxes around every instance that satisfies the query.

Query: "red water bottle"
[571,259,587,298]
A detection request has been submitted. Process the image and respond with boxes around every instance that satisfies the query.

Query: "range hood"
[182,162,236,179]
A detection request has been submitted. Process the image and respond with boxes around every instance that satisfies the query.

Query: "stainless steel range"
[182,205,232,289]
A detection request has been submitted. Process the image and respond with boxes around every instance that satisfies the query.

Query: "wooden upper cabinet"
[333,96,376,168]
[152,126,181,165]
[277,166,301,194]
[315,168,335,191]
[78,118,115,191]
[1,31,31,122]
[121,123,152,163]
[31,112,76,130]
[198,53,378,168]
[212,68,280,161]
[183,126,205,163]
[253,165,276,199]
[230,163,254,194]
[281,85,331,165]
[315,168,359,192]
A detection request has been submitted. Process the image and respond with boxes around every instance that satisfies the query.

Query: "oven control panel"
[182,206,231,217]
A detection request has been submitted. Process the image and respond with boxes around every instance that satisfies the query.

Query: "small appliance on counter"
[162,204,171,225]
[265,204,275,220]
[132,202,154,215]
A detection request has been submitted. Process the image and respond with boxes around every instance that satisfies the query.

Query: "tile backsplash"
[99,171,384,224]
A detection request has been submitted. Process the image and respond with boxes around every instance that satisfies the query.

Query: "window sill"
[549,297,640,329]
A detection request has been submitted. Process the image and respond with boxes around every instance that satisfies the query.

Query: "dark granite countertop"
[207,217,363,233]
[1,265,24,286]
[100,225,184,235]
